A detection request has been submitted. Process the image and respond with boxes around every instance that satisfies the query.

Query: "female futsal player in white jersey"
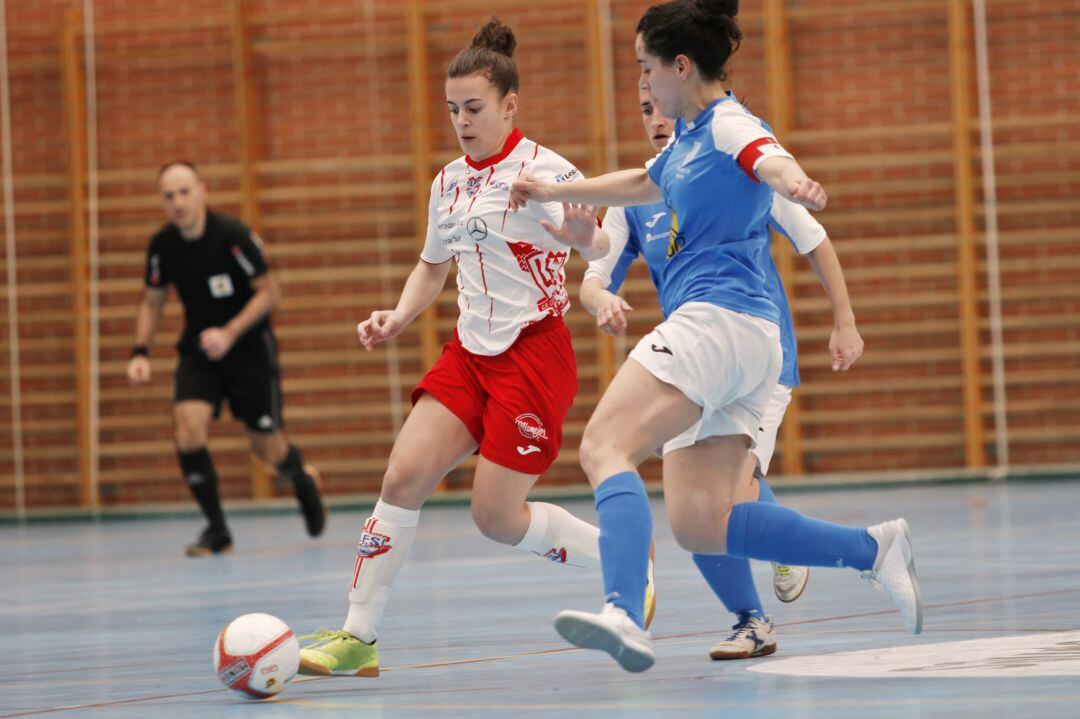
[296,18,652,677]
[577,78,864,660]
[513,0,922,672]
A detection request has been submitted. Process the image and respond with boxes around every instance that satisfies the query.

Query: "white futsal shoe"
[554,603,655,673]
[708,614,777,660]
[862,518,924,634]
[772,563,810,603]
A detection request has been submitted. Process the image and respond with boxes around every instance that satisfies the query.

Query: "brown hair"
[447,17,519,96]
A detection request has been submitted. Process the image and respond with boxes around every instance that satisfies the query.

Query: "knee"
[378,462,425,510]
[578,422,609,480]
[670,499,734,554]
[470,496,521,545]
[174,421,208,453]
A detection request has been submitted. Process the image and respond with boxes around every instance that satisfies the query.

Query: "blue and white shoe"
[708,615,777,660]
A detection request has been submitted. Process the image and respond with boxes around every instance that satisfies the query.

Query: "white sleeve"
[419,173,452,264]
[769,194,826,255]
[584,206,631,287]
[710,103,794,181]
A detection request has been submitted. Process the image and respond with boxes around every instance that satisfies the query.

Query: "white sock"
[513,501,600,569]
[343,500,420,644]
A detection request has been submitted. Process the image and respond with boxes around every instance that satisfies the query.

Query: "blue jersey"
[646,94,795,326]
[592,196,826,388]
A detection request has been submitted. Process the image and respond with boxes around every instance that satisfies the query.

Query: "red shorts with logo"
[411,315,577,474]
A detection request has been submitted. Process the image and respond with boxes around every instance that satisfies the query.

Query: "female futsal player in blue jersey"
[576,77,865,660]
[513,0,921,672]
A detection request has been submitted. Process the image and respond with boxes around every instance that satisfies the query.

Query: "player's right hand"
[127,356,152,385]
[357,310,405,351]
[595,292,633,336]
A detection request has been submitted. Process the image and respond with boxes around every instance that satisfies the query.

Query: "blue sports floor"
[2,480,1079,718]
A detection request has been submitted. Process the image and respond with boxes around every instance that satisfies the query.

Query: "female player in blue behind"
[576,76,865,660]
[513,0,921,672]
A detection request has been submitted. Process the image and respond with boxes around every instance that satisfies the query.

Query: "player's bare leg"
[299,394,477,677]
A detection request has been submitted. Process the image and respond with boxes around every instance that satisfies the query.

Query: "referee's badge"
[208,273,235,298]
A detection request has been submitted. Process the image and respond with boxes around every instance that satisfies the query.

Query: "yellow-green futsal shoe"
[298,630,379,677]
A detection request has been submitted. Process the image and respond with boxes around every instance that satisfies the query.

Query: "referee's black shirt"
[144,209,273,354]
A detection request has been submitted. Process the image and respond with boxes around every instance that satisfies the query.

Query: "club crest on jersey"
[357,531,392,558]
[465,174,484,197]
[208,273,235,298]
[515,413,548,441]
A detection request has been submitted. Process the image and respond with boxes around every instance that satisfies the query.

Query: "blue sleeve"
[606,233,641,294]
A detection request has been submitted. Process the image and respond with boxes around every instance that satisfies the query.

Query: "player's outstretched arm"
[580,277,633,336]
[127,286,167,385]
[511,169,660,211]
[757,156,827,212]
[357,259,452,351]
[806,238,863,371]
[539,204,609,261]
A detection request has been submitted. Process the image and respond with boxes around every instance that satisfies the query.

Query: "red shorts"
[411,315,577,474]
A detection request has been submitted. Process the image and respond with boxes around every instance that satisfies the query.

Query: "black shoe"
[186,525,233,557]
[293,465,327,537]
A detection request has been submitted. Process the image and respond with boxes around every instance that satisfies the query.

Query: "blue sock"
[594,471,653,629]
[727,502,878,571]
[691,554,764,621]
[689,476,779,620]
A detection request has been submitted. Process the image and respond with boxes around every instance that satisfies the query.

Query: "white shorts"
[627,302,782,456]
[750,384,792,477]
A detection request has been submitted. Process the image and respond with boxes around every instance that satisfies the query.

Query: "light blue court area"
[3,480,1080,718]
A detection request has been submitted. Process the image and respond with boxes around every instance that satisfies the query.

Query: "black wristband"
[130,345,150,358]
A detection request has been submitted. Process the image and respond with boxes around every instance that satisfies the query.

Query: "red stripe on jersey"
[532,143,540,160]
[476,244,489,295]
[465,128,524,170]
[736,137,781,182]
[439,168,445,195]
[448,185,460,214]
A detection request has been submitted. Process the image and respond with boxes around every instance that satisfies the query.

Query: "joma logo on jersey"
[357,531,392,558]
[667,210,684,259]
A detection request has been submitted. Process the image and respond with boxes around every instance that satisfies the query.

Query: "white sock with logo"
[513,501,600,569]
[343,499,420,644]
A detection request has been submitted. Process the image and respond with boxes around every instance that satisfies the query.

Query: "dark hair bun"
[471,17,516,58]
[696,0,739,19]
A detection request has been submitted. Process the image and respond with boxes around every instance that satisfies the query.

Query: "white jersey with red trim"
[420,129,581,356]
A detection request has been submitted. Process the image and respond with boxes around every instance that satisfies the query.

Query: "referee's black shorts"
[174,330,283,434]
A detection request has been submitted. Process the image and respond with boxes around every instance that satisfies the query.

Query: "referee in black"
[126,161,325,556]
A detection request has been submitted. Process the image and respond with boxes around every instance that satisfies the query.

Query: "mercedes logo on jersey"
[467,217,488,241]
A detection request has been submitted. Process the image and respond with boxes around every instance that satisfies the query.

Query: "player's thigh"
[221,351,282,435]
[470,458,540,544]
[579,358,702,484]
[173,400,215,448]
[381,393,480,509]
[662,434,753,554]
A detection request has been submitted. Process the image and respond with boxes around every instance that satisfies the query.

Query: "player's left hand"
[200,327,236,361]
[829,322,864,371]
[539,203,598,251]
[790,178,827,211]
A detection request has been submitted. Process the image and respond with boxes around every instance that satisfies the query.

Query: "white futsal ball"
[213,613,300,699]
